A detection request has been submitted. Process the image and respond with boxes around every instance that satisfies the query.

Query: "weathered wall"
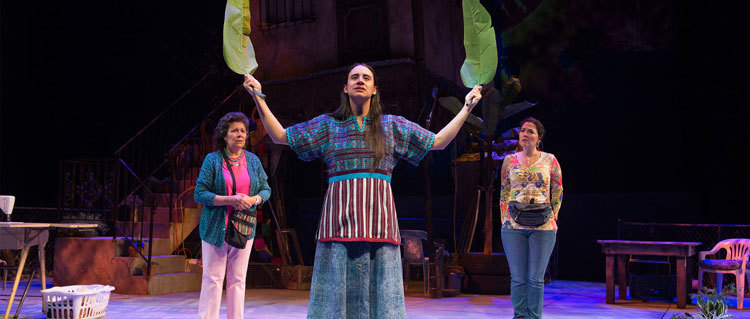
[249,0,464,88]
[423,0,464,86]
[250,1,339,80]
[387,0,415,59]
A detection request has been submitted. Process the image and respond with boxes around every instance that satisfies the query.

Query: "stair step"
[185,261,202,273]
[147,180,198,194]
[148,272,202,295]
[138,207,184,223]
[116,221,171,239]
[129,255,188,275]
[174,180,197,188]
[151,192,198,209]
[170,166,201,181]
[112,237,172,256]
[152,255,189,273]
[54,237,202,296]
[174,177,199,189]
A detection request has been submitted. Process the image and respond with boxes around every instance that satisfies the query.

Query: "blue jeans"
[307,241,406,319]
[501,228,557,319]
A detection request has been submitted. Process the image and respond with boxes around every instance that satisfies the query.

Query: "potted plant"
[124,237,146,257]
[142,261,159,276]
[671,284,735,319]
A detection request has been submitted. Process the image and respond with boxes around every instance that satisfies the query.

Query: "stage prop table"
[1,222,98,319]
[597,240,701,309]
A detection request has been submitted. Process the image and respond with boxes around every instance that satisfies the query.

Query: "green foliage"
[223,0,258,75]
[671,286,734,319]
[460,0,497,88]
[721,283,737,296]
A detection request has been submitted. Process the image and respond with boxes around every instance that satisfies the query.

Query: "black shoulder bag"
[508,199,553,227]
[222,152,258,249]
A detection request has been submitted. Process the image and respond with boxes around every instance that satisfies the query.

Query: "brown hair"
[330,63,385,170]
[213,112,250,150]
[517,117,545,151]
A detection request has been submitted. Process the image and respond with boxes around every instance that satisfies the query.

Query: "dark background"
[2,1,749,282]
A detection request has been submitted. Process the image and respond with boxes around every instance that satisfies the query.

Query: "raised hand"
[243,74,264,98]
[465,85,483,110]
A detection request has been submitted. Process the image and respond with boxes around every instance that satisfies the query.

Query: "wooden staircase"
[56,75,246,295]
[115,185,201,252]
[55,177,204,295]
[116,177,203,295]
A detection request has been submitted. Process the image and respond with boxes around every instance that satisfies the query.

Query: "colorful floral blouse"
[499,152,563,230]
[286,114,435,245]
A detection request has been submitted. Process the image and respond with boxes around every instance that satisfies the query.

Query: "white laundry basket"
[41,284,115,319]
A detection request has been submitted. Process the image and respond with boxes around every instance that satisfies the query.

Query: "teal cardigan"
[194,150,271,248]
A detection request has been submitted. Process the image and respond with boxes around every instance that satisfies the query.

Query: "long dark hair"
[330,63,385,170]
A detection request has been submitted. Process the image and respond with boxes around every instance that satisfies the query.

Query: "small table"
[597,240,701,309]
[0,222,98,319]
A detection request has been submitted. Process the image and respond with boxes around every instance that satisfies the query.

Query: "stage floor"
[3,278,749,318]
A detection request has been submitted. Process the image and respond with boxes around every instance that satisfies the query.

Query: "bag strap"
[230,215,254,226]
[221,150,238,196]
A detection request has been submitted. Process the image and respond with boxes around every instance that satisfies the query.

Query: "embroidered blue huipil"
[286,114,434,245]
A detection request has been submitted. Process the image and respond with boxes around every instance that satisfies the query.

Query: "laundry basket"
[41,284,115,319]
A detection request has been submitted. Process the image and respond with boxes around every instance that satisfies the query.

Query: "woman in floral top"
[499,117,563,319]
[243,64,482,319]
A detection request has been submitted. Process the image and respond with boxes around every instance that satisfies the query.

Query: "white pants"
[198,238,254,319]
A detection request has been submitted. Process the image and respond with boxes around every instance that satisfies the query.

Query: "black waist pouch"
[508,201,553,227]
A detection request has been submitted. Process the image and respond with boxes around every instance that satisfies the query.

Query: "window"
[260,0,315,29]
[336,0,390,65]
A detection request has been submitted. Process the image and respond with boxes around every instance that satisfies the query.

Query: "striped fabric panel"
[231,211,256,235]
[316,178,400,245]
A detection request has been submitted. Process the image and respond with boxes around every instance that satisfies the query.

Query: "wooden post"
[605,254,615,304]
[617,254,627,300]
[482,140,494,255]
[676,256,687,308]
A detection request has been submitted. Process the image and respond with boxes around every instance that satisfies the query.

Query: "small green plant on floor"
[721,283,737,297]
[671,284,735,319]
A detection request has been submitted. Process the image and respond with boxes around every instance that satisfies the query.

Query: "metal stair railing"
[166,86,255,259]
[57,71,239,275]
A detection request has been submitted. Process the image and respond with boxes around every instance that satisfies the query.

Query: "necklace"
[520,151,540,167]
[225,150,243,167]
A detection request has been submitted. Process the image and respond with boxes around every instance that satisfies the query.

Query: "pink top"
[222,152,251,228]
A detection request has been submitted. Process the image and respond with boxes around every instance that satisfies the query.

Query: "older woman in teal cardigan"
[194,112,271,319]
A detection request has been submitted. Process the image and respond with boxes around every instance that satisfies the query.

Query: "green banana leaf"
[460,0,497,88]
[223,0,257,75]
